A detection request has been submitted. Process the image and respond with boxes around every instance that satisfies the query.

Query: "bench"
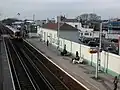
[72,56,84,64]
[58,48,71,56]
[60,50,71,56]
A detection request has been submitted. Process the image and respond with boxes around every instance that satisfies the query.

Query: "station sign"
[89,47,102,54]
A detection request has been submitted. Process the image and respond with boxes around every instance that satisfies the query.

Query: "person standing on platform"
[47,40,49,46]
[113,76,119,90]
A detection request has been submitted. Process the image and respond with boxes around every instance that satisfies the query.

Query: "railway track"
[12,39,70,90]
[4,38,88,90]
[0,24,13,35]
[5,37,70,90]
[1,23,88,90]
[4,38,36,90]
[11,40,55,90]
[23,41,88,90]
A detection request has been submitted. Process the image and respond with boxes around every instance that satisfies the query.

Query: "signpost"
[89,47,102,79]
[89,22,102,79]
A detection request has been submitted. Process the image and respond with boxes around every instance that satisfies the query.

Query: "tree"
[76,13,101,22]
[2,18,20,26]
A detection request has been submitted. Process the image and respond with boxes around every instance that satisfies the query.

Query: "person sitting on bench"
[72,51,80,63]
[61,48,67,56]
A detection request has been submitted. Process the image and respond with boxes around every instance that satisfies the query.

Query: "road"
[76,37,118,54]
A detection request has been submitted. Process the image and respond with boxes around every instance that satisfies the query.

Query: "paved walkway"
[26,38,120,90]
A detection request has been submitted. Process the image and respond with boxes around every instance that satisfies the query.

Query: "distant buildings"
[76,13,101,22]
[32,15,120,40]
[34,20,47,26]
[102,18,120,33]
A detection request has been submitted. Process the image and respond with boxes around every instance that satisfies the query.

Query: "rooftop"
[42,23,78,31]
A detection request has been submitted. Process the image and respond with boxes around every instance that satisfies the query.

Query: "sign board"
[89,47,102,54]
[89,47,98,54]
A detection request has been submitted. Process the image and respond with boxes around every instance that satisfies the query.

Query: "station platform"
[0,37,14,90]
[26,38,120,90]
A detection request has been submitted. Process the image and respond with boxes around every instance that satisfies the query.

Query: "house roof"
[42,23,78,31]
[63,19,78,22]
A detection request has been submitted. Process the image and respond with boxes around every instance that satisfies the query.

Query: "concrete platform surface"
[26,38,120,90]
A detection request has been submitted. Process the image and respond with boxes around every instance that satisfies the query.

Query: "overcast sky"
[0,0,120,20]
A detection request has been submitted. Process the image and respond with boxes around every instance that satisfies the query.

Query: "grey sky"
[0,0,120,20]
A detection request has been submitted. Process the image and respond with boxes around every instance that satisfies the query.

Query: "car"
[110,39,119,50]
[111,39,118,43]
[81,37,93,44]
[105,46,118,54]
[93,38,100,43]
[87,41,99,47]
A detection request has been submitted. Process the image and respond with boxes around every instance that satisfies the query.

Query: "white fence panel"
[64,39,72,53]
[81,45,91,62]
[71,42,80,56]
[108,53,120,74]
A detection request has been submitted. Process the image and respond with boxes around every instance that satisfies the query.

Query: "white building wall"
[37,28,58,47]
[107,53,120,74]
[37,27,120,76]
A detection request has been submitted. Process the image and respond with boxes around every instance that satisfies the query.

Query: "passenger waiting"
[61,49,67,56]
[61,44,67,56]
[72,51,80,63]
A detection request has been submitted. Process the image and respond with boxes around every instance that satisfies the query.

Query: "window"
[85,33,89,35]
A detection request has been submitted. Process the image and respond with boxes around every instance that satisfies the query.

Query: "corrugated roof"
[42,23,78,31]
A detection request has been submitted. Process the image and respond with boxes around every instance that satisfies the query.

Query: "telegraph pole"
[98,23,102,71]
[57,16,60,49]
[78,18,81,61]
[95,22,102,79]
[119,35,120,55]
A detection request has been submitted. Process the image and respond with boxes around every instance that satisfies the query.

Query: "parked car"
[93,38,100,43]
[110,39,119,51]
[87,41,99,47]
[81,37,93,44]
[111,39,118,43]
